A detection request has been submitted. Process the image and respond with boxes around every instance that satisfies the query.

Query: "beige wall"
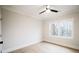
[43,13,79,49]
[2,9,43,52]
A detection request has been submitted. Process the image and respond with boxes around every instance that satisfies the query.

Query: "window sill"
[50,35,73,39]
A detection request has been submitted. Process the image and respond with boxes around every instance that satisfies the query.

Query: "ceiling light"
[47,5,50,9]
[45,9,50,13]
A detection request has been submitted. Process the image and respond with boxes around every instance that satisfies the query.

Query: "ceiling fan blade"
[50,9,58,13]
[39,10,46,14]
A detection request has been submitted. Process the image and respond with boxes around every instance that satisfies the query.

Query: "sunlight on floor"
[11,42,79,53]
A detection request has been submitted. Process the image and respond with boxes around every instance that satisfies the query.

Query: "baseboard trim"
[43,41,79,51]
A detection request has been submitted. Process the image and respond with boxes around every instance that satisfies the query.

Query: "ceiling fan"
[39,5,58,14]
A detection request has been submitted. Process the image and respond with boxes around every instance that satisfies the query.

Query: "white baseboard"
[2,40,42,53]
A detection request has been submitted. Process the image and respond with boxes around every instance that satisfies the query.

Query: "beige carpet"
[11,42,79,53]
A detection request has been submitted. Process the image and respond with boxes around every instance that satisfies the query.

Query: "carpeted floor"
[11,42,79,53]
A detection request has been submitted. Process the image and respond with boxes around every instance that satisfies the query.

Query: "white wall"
[0,7,2,41]
[0,20,2,41]
[0,7,2,53]
[0,19,2,53]
[2,9,42,52]
[43,13,79,49]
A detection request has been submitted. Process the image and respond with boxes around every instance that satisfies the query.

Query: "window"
[49,19,73,38]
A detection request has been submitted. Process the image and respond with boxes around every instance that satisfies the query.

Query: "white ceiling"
[2,5,79,20]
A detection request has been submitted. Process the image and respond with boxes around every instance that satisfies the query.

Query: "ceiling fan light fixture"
[46,5,50,9]
[45,9,50,13]
[39,5,58,14]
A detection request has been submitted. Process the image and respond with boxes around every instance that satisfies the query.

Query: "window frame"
[48,19,74,39]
